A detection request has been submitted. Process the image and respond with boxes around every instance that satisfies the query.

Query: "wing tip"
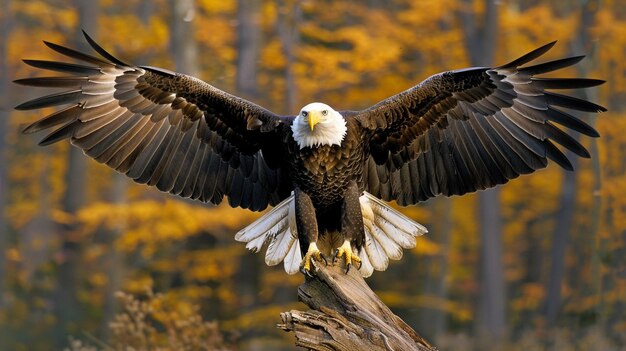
[21,59,38,67]
[14,101,32,111]
[546,141,574,171]
[42,40,60,51]
[593,79,607,86]
[558,157,575,171]
[13,78,28,86]
[21,123,38,135]
[81,29,99,52]
[81,29,130,67]
[537,40,558,54]
[37,138,56,147]
[498,40,558,69]
[588,129,601,138]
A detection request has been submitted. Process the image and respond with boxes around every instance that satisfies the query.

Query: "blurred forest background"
[0,0,625,350]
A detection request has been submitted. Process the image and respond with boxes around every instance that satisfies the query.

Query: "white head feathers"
[291,102,347,149]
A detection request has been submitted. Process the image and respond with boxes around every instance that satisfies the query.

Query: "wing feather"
[105,117,154,168]
[21,59,102,75]
[21,104,81,134]
[358,42,604,204]
[17,33,292,210]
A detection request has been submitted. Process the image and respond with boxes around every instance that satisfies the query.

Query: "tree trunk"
[459,0,506,345]
[169,0,199,76]
[52,2,98,347]
[279,262,435,351]
[99,174,127,339]
[418,197,452,340]
[277,0,302,114]
[0,0,11,301]
[233,3,264,349]
[583,3,604,327]
[0,1,13,348]
[476,189,506,343]
[99,0,156,336]
[544,0,598,326]
[236,0,262,99]
[544,162,576,326]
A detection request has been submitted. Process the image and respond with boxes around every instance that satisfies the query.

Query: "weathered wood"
[278,261,436,351]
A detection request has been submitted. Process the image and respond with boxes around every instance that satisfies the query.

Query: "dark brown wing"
[356,42,606,205]
[15,32,292,211]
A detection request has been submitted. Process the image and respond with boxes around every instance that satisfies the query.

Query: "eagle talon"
[300,266,314,278]
[300,242,325,276]
[334,240,361,273]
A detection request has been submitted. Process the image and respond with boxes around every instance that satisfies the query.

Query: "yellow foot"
[300,242,327,277]
[333,240,362,273]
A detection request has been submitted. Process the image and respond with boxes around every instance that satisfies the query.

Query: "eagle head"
[291,102,347,149]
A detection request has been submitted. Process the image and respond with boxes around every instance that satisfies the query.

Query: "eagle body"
[284,116,367,208]
[16,33,606,277]
[281,115,369,259]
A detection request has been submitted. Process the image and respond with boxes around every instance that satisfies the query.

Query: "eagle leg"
[333,181,365,273]
[295,188,325,276]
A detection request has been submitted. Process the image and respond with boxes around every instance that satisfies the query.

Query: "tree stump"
[278,261,436,351]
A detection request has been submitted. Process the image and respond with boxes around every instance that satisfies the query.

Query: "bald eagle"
[16,32,605,277]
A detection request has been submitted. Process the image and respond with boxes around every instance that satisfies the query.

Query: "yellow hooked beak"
[308,111,320,131]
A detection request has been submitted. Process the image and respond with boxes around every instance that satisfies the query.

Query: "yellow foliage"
[12,1,77,31]
[593,10,626,93]
[6,248,21,262]
[198,0,236,14]
[377,290,473,321]
[511,283,546,311]
[73,199,258,254]
[87,273,108,288]
[97,15,169,61]
[413,237,441,256]
[123,273,154,294]
[181,246,243,282]
[501,6,576,54]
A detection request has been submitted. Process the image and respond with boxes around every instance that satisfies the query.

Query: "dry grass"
[64,291,230,351]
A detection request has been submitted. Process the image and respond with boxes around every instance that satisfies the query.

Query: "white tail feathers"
[234,191,427,277]
[358,192,427,277]
[234,194,302,274]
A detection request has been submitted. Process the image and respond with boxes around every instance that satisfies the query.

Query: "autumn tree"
[0,0,13,348]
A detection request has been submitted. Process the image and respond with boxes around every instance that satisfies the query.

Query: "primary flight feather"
[16,32,605,277]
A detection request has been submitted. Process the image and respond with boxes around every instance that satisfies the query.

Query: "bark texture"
[279,262,435,351]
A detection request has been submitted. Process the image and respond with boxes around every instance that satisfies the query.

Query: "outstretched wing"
[16,32,292,211]
[356,42,606,205]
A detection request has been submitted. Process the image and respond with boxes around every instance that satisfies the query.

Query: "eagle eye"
[301,111,308,117]
[322,110,328,116]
